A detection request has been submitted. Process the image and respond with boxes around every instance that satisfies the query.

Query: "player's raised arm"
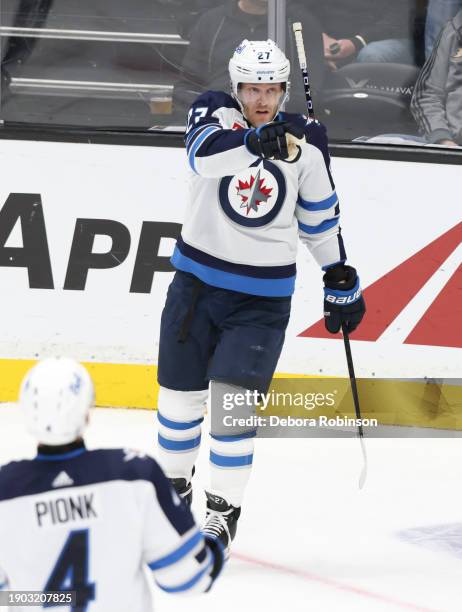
[185,91,257,178]
[141,457,224,594]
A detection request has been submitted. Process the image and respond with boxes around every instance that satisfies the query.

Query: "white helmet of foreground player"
[20,357,94,445]
[229,39,290,119]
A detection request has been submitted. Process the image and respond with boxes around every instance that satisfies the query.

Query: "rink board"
[0,139,461,421]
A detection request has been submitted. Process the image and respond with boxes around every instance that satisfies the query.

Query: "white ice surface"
[1,405,461,612]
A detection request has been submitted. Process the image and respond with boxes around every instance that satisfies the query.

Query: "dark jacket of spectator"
[411,9,462,144]
[307,0,415,49]
[178,0,325,113]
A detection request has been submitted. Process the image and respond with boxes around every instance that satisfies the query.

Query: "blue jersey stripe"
[158,412,204,431]
[298,191,338,211]
[156,557,212,593]
[298,217,339,235]
[35,448,87,461]
[148,530,203,571]
[176,237,296,279]
[188,126,221,173]
[210,451,254,467]
[171,248,295,297]
[186,122,219,149]
[158,433,201,451]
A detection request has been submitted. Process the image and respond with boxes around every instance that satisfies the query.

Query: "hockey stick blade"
[358,437,368,489]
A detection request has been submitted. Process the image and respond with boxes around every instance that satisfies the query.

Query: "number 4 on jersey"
[44,529,95,611]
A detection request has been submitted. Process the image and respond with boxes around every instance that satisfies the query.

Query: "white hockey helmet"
[229,39,291,107]
[20,358,94,445]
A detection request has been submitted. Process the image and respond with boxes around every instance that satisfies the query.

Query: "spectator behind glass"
[425,0,462,58]
[305,0,416,69]
[158,0,218,38]
[411,9,462,146]
[178,0,325,113]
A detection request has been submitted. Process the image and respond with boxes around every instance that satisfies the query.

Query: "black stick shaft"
[342,322,363,437]
[301,67,315,121]
[342,322,368,489]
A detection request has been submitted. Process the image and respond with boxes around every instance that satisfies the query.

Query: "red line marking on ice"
[233,552,440,612]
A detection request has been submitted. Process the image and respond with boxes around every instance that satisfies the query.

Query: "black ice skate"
[202,492,241,557]
[170,477,192,506]
[170,467,195,506]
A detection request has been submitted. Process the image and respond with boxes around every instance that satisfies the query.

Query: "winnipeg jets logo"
[219,159,286,228]
[236,169,273,215]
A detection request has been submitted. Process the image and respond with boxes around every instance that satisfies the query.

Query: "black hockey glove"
[245,121,305,160]
[323,264,365,334]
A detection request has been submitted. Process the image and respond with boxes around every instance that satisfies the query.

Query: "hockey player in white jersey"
[157,39,365,554]
[0,358,223,611]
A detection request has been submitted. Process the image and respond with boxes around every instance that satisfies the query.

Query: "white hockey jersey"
[172,91,347,297]
[0,443,217,611]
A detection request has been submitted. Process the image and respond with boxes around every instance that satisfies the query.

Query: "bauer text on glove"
[323,264,365,334]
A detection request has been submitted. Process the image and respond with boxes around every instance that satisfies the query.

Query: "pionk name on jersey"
[36,492,97,527]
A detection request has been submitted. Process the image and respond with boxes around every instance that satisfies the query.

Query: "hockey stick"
[342,322,368,489]
[293,21,367,487]
[292,22,316,122]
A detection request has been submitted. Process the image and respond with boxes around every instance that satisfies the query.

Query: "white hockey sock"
[209,433,255,507]
[156,386,208,482]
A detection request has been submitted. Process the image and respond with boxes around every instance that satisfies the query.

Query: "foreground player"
[0,358,223,610]
[157,40,365,553]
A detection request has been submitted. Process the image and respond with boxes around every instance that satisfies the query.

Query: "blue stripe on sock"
[210,451,253,467]
[158,433,201,451]
[158,412,204,431]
